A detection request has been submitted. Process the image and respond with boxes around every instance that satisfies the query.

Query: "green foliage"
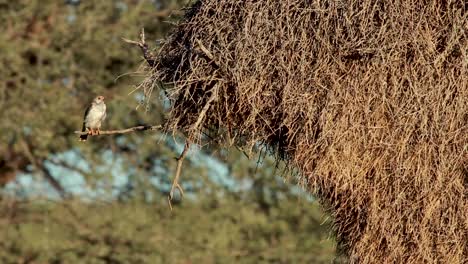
[0,198,336,263]
[0,0,184,183]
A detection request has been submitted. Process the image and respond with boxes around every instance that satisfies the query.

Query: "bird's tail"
[79,123,88,141]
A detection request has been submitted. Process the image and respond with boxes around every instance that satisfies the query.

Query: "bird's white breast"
[85,103,106,129]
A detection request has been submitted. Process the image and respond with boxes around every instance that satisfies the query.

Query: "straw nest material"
[144,0,467,262]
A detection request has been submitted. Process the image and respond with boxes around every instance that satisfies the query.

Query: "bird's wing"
[82,104,92,132]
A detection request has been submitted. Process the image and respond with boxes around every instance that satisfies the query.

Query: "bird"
[79,95,107,141]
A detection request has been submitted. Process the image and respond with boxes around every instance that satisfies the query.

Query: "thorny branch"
[74,125,162,136]
[168,140,190,210]
[122,28,155,67]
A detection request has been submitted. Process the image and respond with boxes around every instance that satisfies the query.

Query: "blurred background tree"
[0,0,337,263]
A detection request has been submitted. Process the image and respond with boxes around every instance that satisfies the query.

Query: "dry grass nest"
[141,0,467,262]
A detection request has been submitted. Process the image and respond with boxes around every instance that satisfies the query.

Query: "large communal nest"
[144,0,467,262]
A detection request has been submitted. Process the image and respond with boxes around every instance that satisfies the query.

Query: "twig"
[74,125,162,136]
[168,86,217,209]
[122,28,155,67]
[191,86,218,132]
[168,140,191,209]
[195,39,215,61]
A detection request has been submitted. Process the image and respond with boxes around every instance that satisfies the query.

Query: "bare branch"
[191,86,218,132]
[74,125,162,136]
[122,28,155,67]
[168,140,190,209]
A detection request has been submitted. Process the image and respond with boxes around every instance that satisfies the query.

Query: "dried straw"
[145,1,467,262]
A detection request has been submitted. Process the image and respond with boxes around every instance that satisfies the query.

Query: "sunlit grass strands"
[143,1,467,263]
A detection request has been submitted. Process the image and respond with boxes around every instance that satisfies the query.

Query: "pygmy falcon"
[79,95,106,141]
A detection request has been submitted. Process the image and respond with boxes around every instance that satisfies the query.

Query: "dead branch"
[191,86,218,132]
[168,140,190,210]
[74,125,162,136]
[122,28,155,67]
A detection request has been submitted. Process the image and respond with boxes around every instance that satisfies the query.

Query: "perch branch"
[74,125,162,136]
[168,140,191,210]
[122,28,155,67]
